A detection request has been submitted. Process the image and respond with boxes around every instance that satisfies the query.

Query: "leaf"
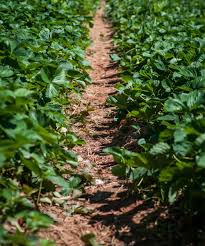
[40,197,52,205]
[173,141,192,156]
[191,76,205,89]
[168,187,177,204]
[196,133,205,145]
[46,84,58,98]
[74,206,92,215]
[174,129,186,143]
[164,98,184,112]
[39,28,51,40]
[112,164,126,177]
[40,69,50,83]
[103,147,126,164]
[173,67,195,79]
[186,90,204,108]
[0,153,6,167]
[39,240,56,246]
[47,176,69,189]
[68,176,81,189]
[110,54,121,61]
[64,151,78,167]
[81,233,100,246]
[0,66,14,78]
[25,211,53,231]
[196,153,205,168]
[159,167,177,182]
[138,138,146,146]
[21,158,42,177]
[150,142,171,155]
[14,88,33,97]
[131,167,147,180]
[154,60,166,71]
[72,189,83,198]
[52,68,67,85]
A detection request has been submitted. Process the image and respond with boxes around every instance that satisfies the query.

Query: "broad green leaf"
[14,88,33,97]
[173,141,192,157]
[164,98,184,112]
[52,68,67,85]
[150,142,171,155]
[21,158,42,177]
[0,66,14,78]
[47,175,70,189]
[131,167,147,180]
[174,129,186,143]
[112,164,126,177]
[46,84,58,98]
[81,233,99,246]
[110,54,121,62]
[186,91,203,108]
[39,28,51,40]
[40,69,50,83]
[159,167,177,182]
[196,153,205,168]
[168,187,177,204]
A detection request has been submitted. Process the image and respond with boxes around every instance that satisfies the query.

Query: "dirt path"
[72,0,117,171]
[40,2,162,245]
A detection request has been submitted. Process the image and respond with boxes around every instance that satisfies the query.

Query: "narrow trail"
[73,0,117,170]
[67,1,127,244]
[41,2,157,245]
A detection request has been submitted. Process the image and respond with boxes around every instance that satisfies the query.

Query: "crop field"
[106,0,205,210]
[0,0,98,244]
[1,0,205,245]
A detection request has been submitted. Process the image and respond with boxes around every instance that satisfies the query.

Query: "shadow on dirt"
[86,189,204,246]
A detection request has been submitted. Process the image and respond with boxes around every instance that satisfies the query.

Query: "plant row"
[106,0,205,213]
[0,0,98,245]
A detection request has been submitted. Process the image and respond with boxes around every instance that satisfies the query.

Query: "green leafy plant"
[0,0,99,244]
[106,0,205,214]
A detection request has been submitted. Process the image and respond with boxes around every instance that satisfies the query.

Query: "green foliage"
[106,0,205,212]
[0,0,98,244]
